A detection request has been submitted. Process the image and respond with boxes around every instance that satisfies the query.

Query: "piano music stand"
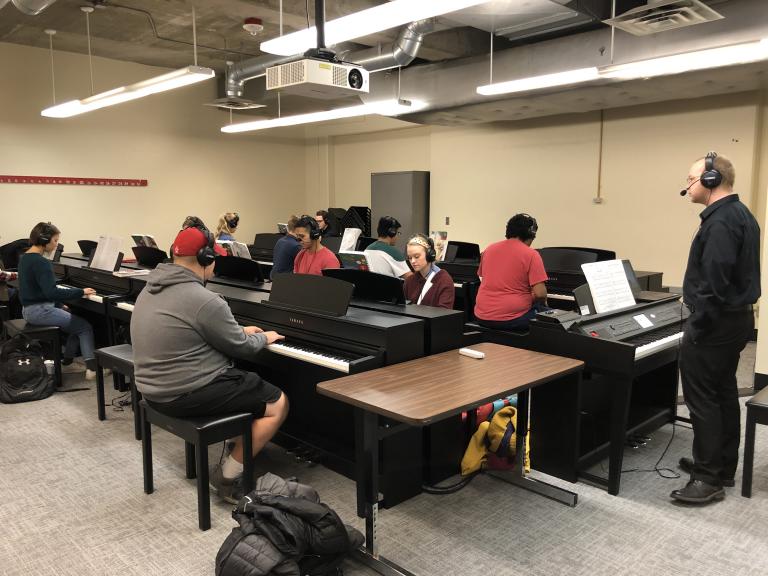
[270,273,353,317]
[77,240,98,258]
[213,256,264,284]
[132,246,167,269]
[322,268,405,305]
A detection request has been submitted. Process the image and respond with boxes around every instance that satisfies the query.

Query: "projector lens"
[348,69,364,89]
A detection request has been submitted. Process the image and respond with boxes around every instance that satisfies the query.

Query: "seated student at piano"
[18,222,100,379]
[131,226,288,503]
[364,216,413,279]
[314,210,339,237]
[182,215,208,230]
[215,212,240,241]
[404,234,455,308]
[474,213,548,331]
[271,215,301,278]
[293,215,341,276]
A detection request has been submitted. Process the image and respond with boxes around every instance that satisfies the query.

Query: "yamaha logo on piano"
[289,317,304,326]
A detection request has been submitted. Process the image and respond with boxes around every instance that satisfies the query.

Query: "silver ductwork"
[222,18,438,101]
[10,0,57,15]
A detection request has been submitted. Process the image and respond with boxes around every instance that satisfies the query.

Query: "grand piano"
[526,296,687,495]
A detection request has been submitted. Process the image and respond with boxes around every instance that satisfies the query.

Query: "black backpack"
[0,334,54,403]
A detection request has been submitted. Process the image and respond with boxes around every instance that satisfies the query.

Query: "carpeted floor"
[1,345,766,576]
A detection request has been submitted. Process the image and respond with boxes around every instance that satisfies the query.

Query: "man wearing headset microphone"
[131,224,288,504]
[671,152,760,504]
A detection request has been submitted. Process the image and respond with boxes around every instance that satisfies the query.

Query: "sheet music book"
[338,251,370,271]
[430,231,449,261]
[131,234,159,249]
[581,259,636,314]
[90,236,123,272]
[277,223,288,234]
[217,240,251,259]
[340,227,362,252]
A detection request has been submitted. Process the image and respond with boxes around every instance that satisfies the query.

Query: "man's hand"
[263,331,285,344]
[243,326,264,336]
[83,287,97,296]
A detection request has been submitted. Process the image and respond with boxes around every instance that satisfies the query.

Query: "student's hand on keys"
[83,288,97,296]
[263,331,285,344]
[243,326,263,336]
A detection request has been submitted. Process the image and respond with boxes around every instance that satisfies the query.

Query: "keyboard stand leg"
[352,409,416,576]
[486,387,578,507]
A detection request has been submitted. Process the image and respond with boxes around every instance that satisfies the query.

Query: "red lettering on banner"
[0,175,148,187]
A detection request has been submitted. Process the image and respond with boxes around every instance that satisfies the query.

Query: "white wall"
[307,91,763,288]
[0,42,306,254]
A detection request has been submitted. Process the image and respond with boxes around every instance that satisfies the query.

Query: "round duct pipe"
[11,0,58,15]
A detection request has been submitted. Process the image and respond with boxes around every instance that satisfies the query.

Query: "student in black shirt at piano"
[271,215,301,278]
[314,210,339,237]
[18,222,100,379]
[671,152,760,505]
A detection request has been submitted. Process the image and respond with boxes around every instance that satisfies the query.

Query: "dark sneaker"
[670,479,725,504]
[678,457,735,487]
[210,464,244,505]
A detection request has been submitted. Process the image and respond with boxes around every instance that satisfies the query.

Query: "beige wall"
[308,91,762,288]
[0,42,306,254]
[754,91,768,376]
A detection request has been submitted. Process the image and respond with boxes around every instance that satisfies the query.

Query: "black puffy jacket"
[216,473,364,576]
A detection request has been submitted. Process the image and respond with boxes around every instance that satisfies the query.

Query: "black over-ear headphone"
[700,152,722,190]
[195,225,216,267]
[382,216,401,238]
[299,215,321,240]
[225,213,239,229]
[37,222,54,246]
[409,234,436,262]
[505,214,538,241]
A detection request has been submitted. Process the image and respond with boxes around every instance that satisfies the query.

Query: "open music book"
[217,240,251,259]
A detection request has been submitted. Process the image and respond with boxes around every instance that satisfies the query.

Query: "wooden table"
[318,342,584,576]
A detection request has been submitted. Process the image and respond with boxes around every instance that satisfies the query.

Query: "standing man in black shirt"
[671,152,760,504]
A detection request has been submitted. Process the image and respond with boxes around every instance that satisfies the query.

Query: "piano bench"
[3,319,62,387]
[94,345,138,438]
[139,400,254,531]
[742,386,768,498]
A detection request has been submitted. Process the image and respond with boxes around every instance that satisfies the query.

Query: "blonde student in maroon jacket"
[292,215,341,276]
[404,234,455,309]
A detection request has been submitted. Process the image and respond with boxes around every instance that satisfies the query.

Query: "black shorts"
[146,368,282,419]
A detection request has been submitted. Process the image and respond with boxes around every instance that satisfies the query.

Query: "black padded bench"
[3,319,62,387]
[94,345,138,438]
[140,400,254,531]
[742,385,768,498]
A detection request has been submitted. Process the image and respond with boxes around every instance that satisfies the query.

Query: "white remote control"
[459,347,485,359]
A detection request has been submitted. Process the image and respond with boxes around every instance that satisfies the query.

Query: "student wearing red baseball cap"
[131,225,288,503]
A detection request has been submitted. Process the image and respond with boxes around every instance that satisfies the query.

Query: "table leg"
[486,389,578,507]
[352,409,417,576]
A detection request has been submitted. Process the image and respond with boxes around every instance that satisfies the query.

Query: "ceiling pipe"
[10,0,57,15]
[225,18,438,98]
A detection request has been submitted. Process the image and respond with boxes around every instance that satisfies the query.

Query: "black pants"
[679,309,753,485]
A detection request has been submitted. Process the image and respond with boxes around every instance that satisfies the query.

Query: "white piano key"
[548,293,576,302]
[634,332,683,360]
[267,342,350,373]
[116,302,135,312]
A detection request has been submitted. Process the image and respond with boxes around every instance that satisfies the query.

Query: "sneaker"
[85,368,112,381]
[210,464,245,505]
[61,362,86,374]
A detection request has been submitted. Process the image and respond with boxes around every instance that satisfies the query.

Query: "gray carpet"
[1,353,767,576]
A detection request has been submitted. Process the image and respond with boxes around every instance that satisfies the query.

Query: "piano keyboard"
[58,284,104,303]
[634,331,683,360]
[116,302,135,312]
[267,340,351,373]
[548,292,576,302]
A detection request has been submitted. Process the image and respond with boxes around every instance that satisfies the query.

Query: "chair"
[742,385,768,497]
[140,400,254,530]
[94,345,138,438]
[3,319,61,387]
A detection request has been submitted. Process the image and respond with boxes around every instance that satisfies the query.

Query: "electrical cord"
[422,471,481,495]
[110,391,130,412]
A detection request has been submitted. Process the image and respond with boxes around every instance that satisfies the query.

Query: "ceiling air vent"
[604,0,724,36]
[204,97,266,111]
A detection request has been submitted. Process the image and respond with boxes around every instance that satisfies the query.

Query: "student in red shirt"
[404,234,455,308]
[293,215,341,276]
[474,214,548,331]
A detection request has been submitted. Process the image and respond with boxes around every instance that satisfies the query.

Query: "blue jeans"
[477,303,551,332]
[22,303,96,361]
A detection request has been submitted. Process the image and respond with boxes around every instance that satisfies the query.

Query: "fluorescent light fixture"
[261,0,491,56]
[477,67,600,96]
[221,98,426,133]
[601,38,768,80]
[41,65,215,118]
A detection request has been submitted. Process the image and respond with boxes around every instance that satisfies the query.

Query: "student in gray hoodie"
[131,226,288,503]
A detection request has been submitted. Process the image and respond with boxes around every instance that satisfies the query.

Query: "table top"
[317,342,583,426]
